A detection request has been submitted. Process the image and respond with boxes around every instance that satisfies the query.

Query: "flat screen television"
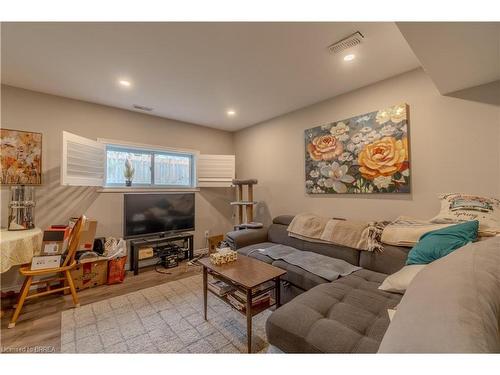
[124,193,195,238]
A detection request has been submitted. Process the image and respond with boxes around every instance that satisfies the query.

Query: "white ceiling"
[397,22,500,95]
[1,22,420,131]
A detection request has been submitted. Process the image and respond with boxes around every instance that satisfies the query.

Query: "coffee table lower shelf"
[209,290,277,317]
[207,270,278,317]
[199,258,285,353]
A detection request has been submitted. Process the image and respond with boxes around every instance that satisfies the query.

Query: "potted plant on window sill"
[124,159,135,187]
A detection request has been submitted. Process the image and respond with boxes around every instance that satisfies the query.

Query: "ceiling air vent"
[328,31,364,54]
[133,104,153,112]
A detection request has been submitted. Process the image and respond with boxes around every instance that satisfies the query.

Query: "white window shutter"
[61,131,105,186]
[197,154,235,187]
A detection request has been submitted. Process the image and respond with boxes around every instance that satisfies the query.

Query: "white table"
[0,228,43,274]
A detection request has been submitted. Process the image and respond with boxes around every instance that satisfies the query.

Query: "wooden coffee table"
[198,255,286,353]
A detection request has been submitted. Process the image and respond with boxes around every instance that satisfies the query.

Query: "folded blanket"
[287,213,329,240]
[381,216,453,247]
[260,244,361,281]
[367,220,391,252]
[321,218,369,249]
[287,213,386,252]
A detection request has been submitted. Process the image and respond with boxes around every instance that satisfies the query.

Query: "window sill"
[97,187,200,193]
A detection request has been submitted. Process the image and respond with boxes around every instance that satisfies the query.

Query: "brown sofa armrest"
[224,228,269,250]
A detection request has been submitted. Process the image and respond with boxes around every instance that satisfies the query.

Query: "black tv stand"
[129,232,194,275]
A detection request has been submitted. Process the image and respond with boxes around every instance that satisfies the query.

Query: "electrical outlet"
[204,230,210,238]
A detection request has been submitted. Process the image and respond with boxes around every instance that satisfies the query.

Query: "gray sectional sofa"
[379,237,500,353]
[225,215,411,353]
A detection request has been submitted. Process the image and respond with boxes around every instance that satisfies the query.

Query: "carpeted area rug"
[60,275,271,353]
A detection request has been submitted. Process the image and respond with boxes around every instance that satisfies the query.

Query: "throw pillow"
[431,193,500,235]
[406,220,479,265]
[378,265,426,294]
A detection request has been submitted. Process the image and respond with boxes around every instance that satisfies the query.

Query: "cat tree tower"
[230,179,263,230]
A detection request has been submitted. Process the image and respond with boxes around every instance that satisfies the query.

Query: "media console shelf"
[129,232,194,275]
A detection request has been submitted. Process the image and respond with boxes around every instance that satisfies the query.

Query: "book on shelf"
[254,281,274,294]
[233,282,273,301]
[226,291,271,311]
[207,279,235,296]
[226,293,245,311]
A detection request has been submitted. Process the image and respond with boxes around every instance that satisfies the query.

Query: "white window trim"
[96,187,200,193]
[98,138,199,189]
[97,138,200,156]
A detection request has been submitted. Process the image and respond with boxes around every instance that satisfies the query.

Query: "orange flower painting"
[358,137,408,180]
[1,129,42,185]
[305,104,410,194]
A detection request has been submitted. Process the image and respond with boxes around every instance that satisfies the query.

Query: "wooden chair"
[8,216,86,328]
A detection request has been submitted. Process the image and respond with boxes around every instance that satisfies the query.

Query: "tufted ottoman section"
[266,269,402,353]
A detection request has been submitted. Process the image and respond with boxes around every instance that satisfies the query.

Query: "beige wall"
[234,68,500,226]
[2,68,499,291]
[1,85,235,252]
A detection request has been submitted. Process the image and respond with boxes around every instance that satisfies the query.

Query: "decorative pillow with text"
[431,193,500,235]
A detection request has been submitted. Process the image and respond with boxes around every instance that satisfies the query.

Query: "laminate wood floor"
[1,263,201,353]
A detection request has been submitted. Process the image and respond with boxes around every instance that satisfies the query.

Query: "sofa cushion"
[271,260,329,291]
[280,281,306,304]
[302,240,360,267]
[237,243,316,304]
[225,228,268,250]
[268,222,361,265]
[359,244,410,274]
[268,223,306,250]
[273,215,294,225]
[266,269,402,353]
[236,242,275,264]
[238,243,332,291]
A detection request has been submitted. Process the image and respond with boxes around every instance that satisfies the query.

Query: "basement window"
[105,145,194,188]
[60,131,234,189]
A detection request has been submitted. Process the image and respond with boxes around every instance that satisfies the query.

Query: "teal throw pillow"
[406,220,479,265]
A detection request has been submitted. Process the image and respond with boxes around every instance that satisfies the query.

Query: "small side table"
[198,255,286,353]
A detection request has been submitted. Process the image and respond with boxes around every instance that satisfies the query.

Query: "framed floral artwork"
[305,103,410,194]
[1,128,42,185]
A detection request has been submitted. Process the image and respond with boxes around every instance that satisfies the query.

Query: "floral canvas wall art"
[305,103,410,194]
[1,129,42,185]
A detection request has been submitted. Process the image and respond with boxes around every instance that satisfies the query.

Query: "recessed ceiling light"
[118,79,132,87]
[343,54,356,62]
[226,109,236,116]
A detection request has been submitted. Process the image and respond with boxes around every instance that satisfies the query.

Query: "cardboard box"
[138,246,154,260]
[31,255,62,270]
[208,234,224,254]
[68,258,108,291]
[77,219,98,251]
[49,225,71,238]
[41,227,70,255]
